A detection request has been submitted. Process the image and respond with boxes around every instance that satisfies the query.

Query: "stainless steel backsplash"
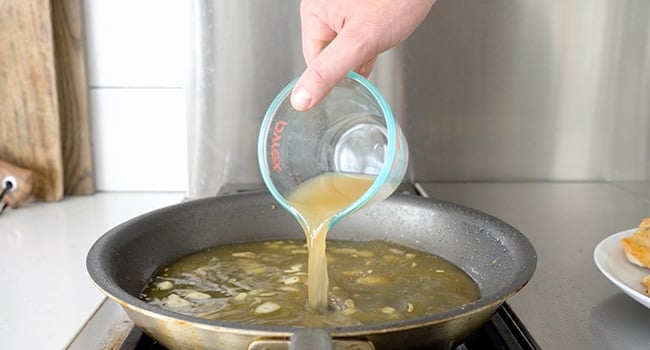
[187,0,650,198]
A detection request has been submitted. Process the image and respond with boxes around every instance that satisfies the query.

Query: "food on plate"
[620,218,650,268]
[643,275,650,295]
[141,239,480,328]
[620,217,650,295]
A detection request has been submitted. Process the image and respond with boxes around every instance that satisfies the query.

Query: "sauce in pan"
[141,239,480,328]
[142,173,480,327]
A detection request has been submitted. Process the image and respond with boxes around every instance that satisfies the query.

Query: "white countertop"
[6,183,650,349]
[0,192,184,350]
[418,181,650,349]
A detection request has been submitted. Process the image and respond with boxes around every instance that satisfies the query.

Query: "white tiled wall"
[84,0,189,192]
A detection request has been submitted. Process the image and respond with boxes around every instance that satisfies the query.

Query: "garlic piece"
[232,252,257,259]
[281,276,300,285]
[255,302,281,314]
[389,248,404,255]
[233,292,248,301]
[186,291,211,300]
[156,281,174,290]
[164,294,190,308]
[356,275,389,285]
[356,250,374,258]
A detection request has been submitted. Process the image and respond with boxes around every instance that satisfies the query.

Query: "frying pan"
[86,191,536,350]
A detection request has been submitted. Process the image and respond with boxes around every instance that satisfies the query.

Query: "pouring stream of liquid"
[285,172,375,311]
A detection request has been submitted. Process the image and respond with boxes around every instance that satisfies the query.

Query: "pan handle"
[290,329,333,350]
[247,329,375,350]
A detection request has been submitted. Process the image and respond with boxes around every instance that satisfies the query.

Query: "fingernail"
[291,86,312,111]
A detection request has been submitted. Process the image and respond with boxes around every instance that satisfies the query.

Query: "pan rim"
[86,192,536,335]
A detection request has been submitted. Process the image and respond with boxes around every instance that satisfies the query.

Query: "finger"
[299,1,336,67]
[291,32,376,111]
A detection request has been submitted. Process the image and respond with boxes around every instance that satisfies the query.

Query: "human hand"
[290,0,436,111]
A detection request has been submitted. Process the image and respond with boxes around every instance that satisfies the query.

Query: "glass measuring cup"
[257,72,409,230]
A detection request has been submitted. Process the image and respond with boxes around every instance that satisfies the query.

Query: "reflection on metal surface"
[187,0,302,199]
[374,0,650,182]
[188,0,650,198]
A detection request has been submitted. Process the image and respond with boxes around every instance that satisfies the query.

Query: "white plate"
[594,229,650,309]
